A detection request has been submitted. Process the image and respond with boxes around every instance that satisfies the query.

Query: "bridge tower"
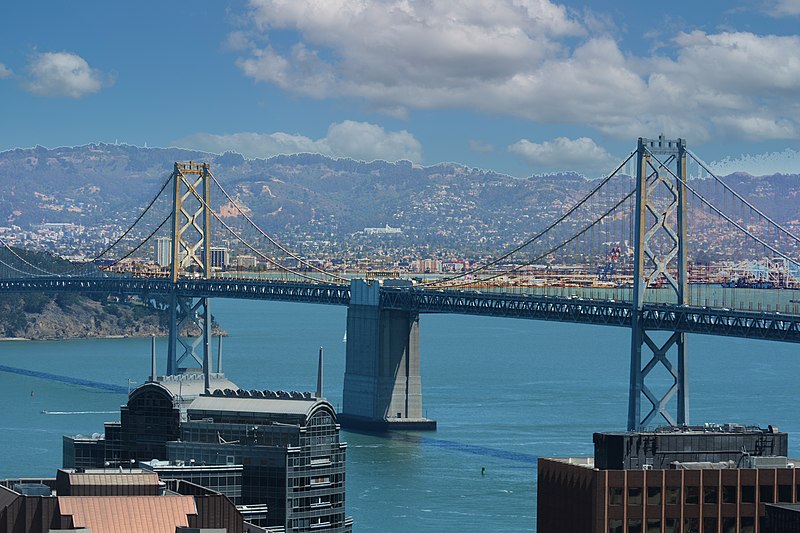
[165,161,213,390]
[628,136,689,431]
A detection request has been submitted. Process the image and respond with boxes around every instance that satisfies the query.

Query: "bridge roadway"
[1,276,800,343]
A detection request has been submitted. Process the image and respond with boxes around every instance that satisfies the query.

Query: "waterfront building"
[63,355,352,532]
[538,425,800,533]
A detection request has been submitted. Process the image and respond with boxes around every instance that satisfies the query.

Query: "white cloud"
[24,51,108,98]
[0,63,12,79]
[767,0,800,16]
[469,140,495,153]
[708,149,800,176]
[173,120,422,163]
[232,1,800,144]
[508,136,617,176]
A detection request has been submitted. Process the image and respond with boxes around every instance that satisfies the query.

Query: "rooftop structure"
[538,425,800,533]
[0,469,242,533]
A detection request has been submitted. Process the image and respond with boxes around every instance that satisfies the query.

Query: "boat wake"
[41,410,117,415]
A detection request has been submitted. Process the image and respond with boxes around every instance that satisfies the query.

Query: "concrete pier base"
[341,280,436,431]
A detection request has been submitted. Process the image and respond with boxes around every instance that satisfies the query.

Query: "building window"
[609,487,624,506]
[778,484,792,502]
[665,487,680,505]
[740,517,755,533]
[759,484,774,503]
[685,486,699,505]
[628,519,642,533]
[628,486,642,506]
[722,485,737,504]
[722,517,736,533]
[646,486,661,505]
[703,517,717,533]
[703,486,718,504]
[684,518,699,533]
[741,485,755,503]
[646,518,660,533]
[607,519,623,533]
[664,518,678,533]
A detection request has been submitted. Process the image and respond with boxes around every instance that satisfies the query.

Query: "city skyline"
[1,1,799,178]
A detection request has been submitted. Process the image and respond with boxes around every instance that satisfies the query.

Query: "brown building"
[538,426,800,533]
[0,469,243,533]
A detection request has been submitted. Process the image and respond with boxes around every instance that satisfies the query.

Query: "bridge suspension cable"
[421,150,637,287]
[435,186,636,288]
[0,236,60,276]
[96,213,173,271]
[646,149,800,267]
[687,150,800,247]
[86,171,175,265]
[208,173,349,283]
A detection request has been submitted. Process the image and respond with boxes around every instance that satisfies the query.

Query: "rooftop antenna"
[316,346,324,399]
[150,335,157,382]
[216,335,223,374]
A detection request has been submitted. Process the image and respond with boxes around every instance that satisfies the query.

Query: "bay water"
[1,299,798,532]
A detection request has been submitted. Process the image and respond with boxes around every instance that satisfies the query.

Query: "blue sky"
[1,0,800,177]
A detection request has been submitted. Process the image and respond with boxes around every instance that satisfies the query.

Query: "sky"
[1,0,800,178]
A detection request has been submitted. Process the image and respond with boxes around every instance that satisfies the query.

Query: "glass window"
[646,518,661,533]
[778,484,792,502]
[608,487,624,506]
[664,518,679,533]
[740,516,755,533]
[722,485,737,504]
[741,485,755,503]
[703,517,717,533]
[665,487,680,505]
[628,486,642,506]
[722,517,736,533]
[684,517,699,533]
[703,486,718,504]
[628,519,642,533]
[759,485,774,503]
[608,519,623,533]
[647,486,661,505]
[685,485,699,505]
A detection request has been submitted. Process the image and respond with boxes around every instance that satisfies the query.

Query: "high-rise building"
[537,425,800,533]
[156,236,172,267]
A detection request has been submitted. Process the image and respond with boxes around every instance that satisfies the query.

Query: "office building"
[63,353,352,532]
[538,425,800,533]
[156,236,172,267]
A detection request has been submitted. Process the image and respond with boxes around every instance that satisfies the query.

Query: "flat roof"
[187,395,323,417]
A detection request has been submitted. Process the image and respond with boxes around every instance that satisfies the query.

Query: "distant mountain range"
[0,144,798,257]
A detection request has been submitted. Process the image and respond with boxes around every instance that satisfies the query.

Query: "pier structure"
[340,279,435,430]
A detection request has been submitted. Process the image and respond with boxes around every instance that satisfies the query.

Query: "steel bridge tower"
[166,161,213,391]
[628,135,689,431]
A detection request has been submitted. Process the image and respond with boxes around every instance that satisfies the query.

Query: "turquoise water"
[1,299,799,531]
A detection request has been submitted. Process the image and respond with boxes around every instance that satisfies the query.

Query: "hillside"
[0,144,798,258]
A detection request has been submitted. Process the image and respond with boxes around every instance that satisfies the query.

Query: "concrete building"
[538,425,800,533]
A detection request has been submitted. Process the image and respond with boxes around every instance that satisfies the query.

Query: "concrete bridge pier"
[340,280,436,431]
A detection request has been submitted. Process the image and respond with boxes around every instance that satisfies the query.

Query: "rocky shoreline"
[0,293,224,341]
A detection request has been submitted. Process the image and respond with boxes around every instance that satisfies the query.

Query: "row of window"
[609,483,797,506]
[609,516,759,533]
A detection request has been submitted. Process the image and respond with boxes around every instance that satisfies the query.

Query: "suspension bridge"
[1,136,799,432]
